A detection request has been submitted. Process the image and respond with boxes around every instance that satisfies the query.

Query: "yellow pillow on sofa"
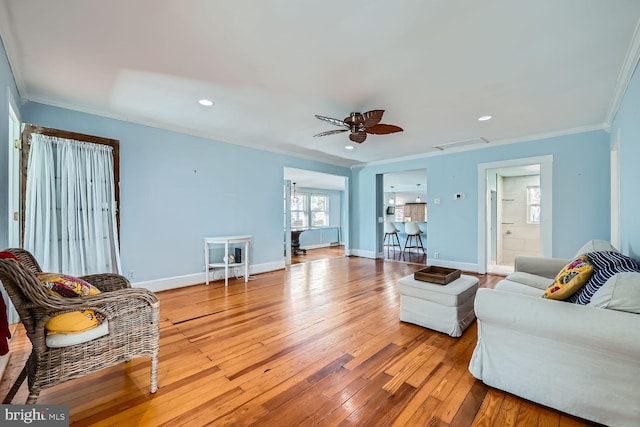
[36,273,105,334]
[543,256,593,300]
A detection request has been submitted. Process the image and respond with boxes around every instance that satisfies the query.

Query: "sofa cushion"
[504,272,554,290]
[495,279,545,297]
[569,251,640,305]
[574,240,618,257]
[587,272,640,314]
[543,256,592,300]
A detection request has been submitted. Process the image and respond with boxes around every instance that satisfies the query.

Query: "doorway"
[380,169,428,266]
[283,168,348,266]
[478,156,553,274]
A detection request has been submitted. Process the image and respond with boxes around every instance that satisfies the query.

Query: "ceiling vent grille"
[433,137,489,151]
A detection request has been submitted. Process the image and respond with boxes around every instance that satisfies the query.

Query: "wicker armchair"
[0,248,159,404]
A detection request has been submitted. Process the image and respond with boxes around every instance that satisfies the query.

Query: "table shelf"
[204,235,251,286]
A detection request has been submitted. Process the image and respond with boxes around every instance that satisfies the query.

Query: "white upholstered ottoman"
[397,274,479,337]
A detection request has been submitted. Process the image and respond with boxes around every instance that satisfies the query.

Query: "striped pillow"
[568,251,640,305]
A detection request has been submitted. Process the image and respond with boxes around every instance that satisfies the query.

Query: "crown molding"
[605,16,640,126]
[352,123,607,169]
[0,0,27,100]
[24,95,359,168]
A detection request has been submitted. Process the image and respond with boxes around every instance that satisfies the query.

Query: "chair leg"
[416,234,426,254]
[393,233,402,251]
[150,353,159,393]
[403,235,411,253]
[3,365,27,404]
[26,390,41,404]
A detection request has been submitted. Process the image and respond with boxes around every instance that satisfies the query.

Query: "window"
[527,186,540,224]
[310,194,330,227]
[290,192,330,228]
[291,193,308,228]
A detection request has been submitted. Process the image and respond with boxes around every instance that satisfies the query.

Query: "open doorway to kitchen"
[380,169,428,266]
[478,156,553,275]
[283,168,348,266]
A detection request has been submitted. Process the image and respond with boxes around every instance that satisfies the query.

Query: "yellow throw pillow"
[36,273,105,335]
[45,310,103,334]
[543,256,593,300]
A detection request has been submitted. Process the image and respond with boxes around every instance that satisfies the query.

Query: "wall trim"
[349,249,377,259]
[427,259,479,273]
[0,2,26,99]
[605,17,640,126]
[352,124,605,169]
[132,260,285,293]
[301,242,342,250]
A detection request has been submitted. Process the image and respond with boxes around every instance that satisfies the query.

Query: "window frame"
[526,185,541,224]
[290,191,330,229]
[310,193,330,228]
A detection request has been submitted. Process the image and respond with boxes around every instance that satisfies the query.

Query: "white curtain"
[24,134,121,276]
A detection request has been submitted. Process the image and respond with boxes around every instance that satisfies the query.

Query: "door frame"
[477,155,553,274]
[7,91,21,248]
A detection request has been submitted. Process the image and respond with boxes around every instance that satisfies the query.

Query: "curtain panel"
[24,134,121,276]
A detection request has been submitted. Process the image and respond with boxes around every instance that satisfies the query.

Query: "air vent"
[433,137,489,151]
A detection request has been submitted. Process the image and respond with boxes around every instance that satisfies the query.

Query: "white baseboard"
[300,242,342,249]
[427,259,479,273]
[132,260,286,292]
[349,249,377,259]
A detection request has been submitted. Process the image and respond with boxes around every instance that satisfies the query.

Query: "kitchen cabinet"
[402,203,427,222]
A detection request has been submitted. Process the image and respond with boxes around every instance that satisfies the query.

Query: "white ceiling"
[2,1,640,168]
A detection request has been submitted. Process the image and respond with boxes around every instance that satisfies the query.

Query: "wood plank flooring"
[0,256,597,426]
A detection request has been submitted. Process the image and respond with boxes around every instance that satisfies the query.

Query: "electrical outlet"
[127,271,135,279]
[433,252,439,259]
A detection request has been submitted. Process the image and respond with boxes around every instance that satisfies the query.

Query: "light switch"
[434,198,441,205]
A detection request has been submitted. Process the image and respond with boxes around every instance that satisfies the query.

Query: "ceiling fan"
[313,110,403,143]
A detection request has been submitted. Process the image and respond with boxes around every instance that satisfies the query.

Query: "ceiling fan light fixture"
[198,99,214,107]
[478,115,492,121]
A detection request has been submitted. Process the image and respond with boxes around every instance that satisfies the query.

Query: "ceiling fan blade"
[362,110,385,128]
[365,124,403,135]
[315,115,348,128]
[349,131,367,143]
[313,129,349,137]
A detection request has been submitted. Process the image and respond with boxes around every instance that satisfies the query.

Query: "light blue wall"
[352,130,610,262]
[21,102,350,281]
[0,38,21,248]
[612,62,640,257]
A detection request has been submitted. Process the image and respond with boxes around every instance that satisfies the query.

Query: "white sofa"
[469,241,640,427]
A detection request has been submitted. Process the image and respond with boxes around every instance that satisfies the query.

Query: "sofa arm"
[474,288,640,356]
[513,256,570,279]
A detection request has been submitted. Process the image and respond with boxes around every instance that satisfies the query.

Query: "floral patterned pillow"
[543,256,593,300]
[36,273,104,334]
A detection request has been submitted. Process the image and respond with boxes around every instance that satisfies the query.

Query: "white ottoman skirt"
[397,274,479,337]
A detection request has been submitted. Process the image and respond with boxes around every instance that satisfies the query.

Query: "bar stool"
[403,222,425,254]
[384,222,402,252]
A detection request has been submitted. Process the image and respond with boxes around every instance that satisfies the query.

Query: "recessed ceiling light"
[478,115,492,122]
[198,99,214,107]
[345,145,354,150]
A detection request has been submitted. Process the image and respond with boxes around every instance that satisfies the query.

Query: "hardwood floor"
[291,245,345,264]
[0,257,597,426]
[383,249,427,266]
